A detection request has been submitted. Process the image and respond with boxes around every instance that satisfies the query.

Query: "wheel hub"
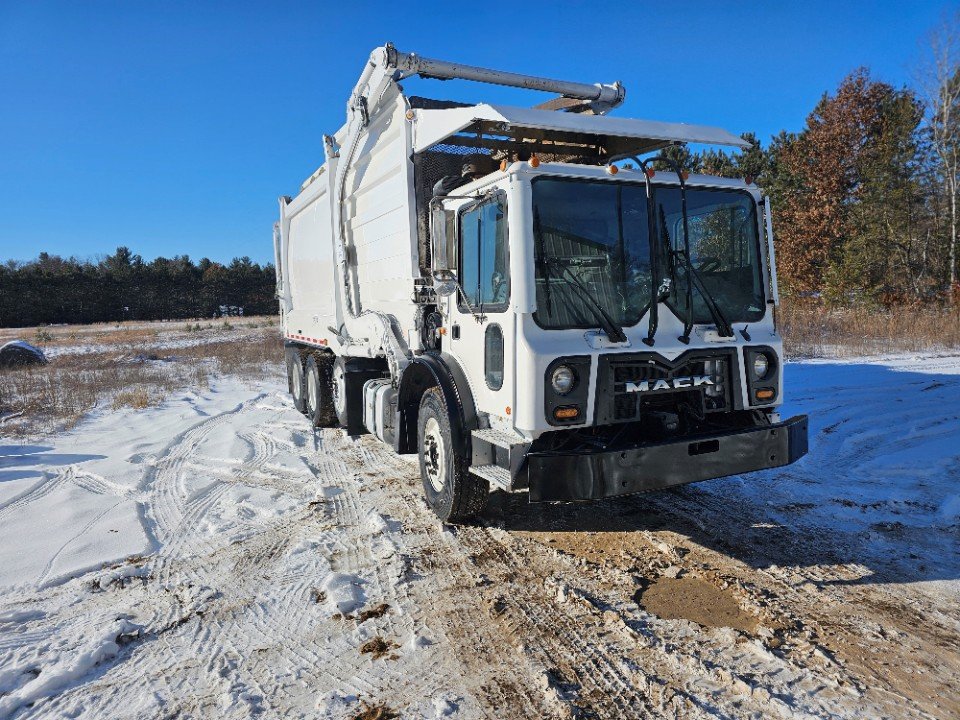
[332,364,346,416]
[292,362,303,401]
[423,417,446,492]
[306,367,318,413]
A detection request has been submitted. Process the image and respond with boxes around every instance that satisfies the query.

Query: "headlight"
[551,365,576,395]
[752,354,770,380]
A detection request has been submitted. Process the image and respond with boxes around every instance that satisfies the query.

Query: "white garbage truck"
[274,44,808,522]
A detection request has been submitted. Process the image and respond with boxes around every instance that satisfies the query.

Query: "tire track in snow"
[9,364,956,719]
[0,468,68,518]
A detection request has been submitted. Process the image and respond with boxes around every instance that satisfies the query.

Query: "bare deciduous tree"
[919,12,960,294]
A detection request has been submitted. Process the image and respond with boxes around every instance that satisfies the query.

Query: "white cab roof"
[411,103,750,154]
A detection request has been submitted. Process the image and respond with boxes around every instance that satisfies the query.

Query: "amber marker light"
[681,170,690,181]
[756,388,775,401]
[505,406,512,415]
[529,155,540,168]
[644,168,656,178]
[554,406,580,420]
[405,110,415,120]
[500,159,508,171]
[606,164,618,175]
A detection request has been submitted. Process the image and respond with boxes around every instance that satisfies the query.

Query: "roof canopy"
[411,103,750,159]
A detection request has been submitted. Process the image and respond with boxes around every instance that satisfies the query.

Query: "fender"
[395,352,478,457]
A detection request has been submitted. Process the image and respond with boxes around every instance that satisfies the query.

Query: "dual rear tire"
[287,349,336,427]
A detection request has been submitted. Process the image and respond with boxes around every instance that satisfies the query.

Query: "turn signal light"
[554,406,580,420]
[755,388,775,401]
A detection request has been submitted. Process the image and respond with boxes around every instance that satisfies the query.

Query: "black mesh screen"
[410,109,619,276]
[413,143,492,274]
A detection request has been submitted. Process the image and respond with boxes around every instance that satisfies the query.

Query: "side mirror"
[433,270,458,298]
[430,201,457,278]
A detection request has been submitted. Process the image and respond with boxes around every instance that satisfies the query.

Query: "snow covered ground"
[0,353,958,718]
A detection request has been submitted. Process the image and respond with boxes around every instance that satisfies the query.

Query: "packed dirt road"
[1,353,959,719]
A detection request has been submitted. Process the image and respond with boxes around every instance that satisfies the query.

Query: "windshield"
[532,177,765,330]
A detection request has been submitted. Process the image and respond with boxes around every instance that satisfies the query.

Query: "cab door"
[445,192,514,419]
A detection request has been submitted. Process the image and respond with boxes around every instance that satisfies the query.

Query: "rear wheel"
[288,351,307,413]
[417,388,488,523]
[304,354,336,427]
[331,357,349,427]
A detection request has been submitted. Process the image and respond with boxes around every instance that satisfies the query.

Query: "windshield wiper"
[651,157,734,342]
[543,256,628,343]
[683,255,735,338]
[657,204,735,340]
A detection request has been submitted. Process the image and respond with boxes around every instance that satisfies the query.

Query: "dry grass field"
[779,301,960,357]
[4,304,960,436]
[0,317,280,436]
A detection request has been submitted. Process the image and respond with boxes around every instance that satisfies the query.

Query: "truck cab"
[426,160,807,509]
[276,45,808,522]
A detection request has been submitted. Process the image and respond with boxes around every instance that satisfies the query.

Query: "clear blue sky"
[0,1,954,265]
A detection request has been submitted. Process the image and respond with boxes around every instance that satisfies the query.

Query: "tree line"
[654,18,960,306]
[0,248,276,327]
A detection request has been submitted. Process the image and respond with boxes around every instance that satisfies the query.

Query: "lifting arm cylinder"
[386,47,625,108]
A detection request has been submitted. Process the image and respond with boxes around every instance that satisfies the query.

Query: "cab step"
[470,427,531,491]
[468,463,512,490]
[472,427,528,449]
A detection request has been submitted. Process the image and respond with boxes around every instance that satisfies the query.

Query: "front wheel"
[417,388,488,523]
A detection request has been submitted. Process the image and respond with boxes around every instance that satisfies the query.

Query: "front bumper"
[526,415,809,502]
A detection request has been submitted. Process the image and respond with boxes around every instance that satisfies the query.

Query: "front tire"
[304,354,336,427]
[417,388,488,523]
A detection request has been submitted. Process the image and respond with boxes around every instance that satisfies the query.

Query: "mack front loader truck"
[274,44,809,522]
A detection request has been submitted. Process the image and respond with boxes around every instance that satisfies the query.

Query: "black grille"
[596,352,736,425]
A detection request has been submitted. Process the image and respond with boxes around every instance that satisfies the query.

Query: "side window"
[459,198,508,310]
[484,324,504,390]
